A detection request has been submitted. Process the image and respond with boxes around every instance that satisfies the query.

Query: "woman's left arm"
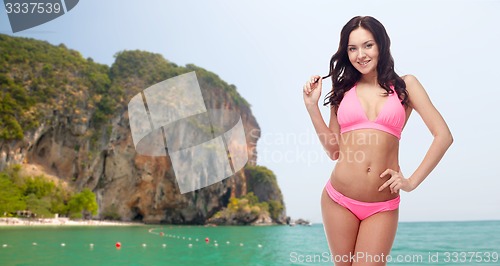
[379,75,453,193]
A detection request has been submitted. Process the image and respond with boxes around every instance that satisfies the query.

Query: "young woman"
[303,16,453,266]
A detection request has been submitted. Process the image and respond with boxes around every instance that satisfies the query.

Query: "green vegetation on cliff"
[209,192,271,225]
[245,165,279,188]
[0,34,249,142]
[0,34,112,139]
[0,165,97,219]
[208,165,285,224]
[185,64,249,107]
[244,165,284,221]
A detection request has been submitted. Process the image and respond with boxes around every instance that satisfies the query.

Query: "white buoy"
[226,241,230,244]
[182,237,185,239]
[258,244,263,248]
[188,237,191,241]
[2,244,7,248]
[196,238,199,242]
[239,243,244,246]
[142,243,147,247]
[61,243,66,247]
[188,243,193,248]
[32,242,37,246]
[162,244,167,248]
[89,243,94,248]
[214,243,218,247]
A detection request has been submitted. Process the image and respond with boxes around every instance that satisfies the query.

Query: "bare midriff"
[330,129,400,202]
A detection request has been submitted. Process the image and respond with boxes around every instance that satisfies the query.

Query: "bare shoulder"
[400,74,431,109]
[402,74,425,94]
[401,74,420,88]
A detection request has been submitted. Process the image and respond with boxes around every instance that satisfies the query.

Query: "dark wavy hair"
[323,16,408,108]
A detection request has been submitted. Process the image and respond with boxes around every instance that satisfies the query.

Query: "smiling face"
[347,27,379,76]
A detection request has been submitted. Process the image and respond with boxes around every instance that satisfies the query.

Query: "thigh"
[321,188,360,266]
[352,209,399,266]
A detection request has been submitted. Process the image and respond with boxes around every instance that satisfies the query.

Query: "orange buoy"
[115,242,121,248]
[160,232,164,236]
[205,237,209,243]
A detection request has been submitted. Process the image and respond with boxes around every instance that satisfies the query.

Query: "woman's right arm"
[303,75,340,160]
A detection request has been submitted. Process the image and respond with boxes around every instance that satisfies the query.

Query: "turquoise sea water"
[0,221,499,265]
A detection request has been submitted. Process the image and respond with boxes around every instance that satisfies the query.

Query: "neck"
[359,71,378,87]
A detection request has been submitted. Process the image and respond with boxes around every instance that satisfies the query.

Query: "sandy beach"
[0,217,144,227]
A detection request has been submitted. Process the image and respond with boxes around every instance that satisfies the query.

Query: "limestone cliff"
[0,34,286,224]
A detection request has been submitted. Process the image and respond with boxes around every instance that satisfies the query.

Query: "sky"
[1,0,499,223]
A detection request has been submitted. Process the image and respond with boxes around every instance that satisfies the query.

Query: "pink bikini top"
[337,83,406,139]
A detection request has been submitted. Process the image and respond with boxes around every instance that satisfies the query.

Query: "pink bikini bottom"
[325,180,400,221]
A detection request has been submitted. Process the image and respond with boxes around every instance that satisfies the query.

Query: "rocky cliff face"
[0,35,286,224]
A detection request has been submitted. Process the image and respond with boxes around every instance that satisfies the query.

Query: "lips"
[358,60,371,66]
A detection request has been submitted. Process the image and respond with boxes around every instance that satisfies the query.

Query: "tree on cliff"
[67,188,98,219]
[0,172,26,215]
[245,165,285,222]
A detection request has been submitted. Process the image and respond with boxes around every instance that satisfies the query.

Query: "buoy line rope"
[147,227,263,248]
[0,227,263,249]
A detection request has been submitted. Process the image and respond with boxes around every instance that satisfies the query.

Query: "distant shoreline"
[0,217,144,227]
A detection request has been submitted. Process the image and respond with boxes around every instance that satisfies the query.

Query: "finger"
[378,179,393,191]
[392,185,400,194]
[309,80,316,88]
[379,174,399,191]
[378,182,388,192]
[389,181,400,193]
[306,81,314,89]
[315,76,322,86]
[305,83,313,94]
[380,168,393,178]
